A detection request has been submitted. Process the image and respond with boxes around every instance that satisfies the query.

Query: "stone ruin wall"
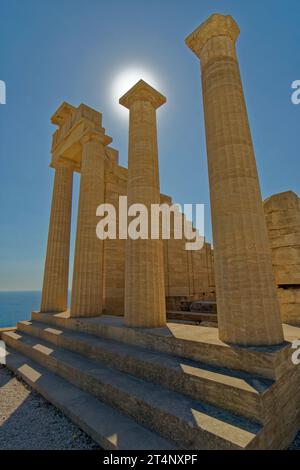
[102,149,215,315]
[264,191,300,324]
[101,146,300,323]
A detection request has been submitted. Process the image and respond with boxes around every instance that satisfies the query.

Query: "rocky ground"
[0,365,299,450]
[0,365,100,450]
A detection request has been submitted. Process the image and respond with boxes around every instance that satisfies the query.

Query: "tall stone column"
[41,164,73,313]
[186,14,284,345]
[120,80,166,327]
[70,131,111,317]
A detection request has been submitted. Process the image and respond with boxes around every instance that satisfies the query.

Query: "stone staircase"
[1,312,299,450]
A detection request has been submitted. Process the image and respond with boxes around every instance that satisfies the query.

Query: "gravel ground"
[0,364,299,450]
[0,365,100,450]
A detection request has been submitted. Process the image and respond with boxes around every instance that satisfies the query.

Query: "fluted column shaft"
[41,165,73,312]
[120,81,166,327]
[186,15,284,345]
[70,134,107,317]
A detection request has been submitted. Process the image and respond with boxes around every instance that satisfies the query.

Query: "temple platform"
[1,312,300,449]
[167,310,218,327]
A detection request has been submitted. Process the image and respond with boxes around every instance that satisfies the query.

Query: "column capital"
[50,159,75,171]
[80,130,112,147]
[185,14,240,58]
[119,79,166,110]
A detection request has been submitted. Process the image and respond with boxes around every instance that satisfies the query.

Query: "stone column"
[186,14,284,345]
[119,80,166,327]
[41,164,73,313]
[70,131,111,317]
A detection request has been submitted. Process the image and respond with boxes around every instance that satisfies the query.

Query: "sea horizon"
[0,291,73,328]
[0,290,42,293]
[0,290,42,328]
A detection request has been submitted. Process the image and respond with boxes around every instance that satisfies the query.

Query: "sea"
[0,291,42,328]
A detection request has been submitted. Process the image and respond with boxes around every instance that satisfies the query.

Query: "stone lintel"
[51,128,112,172]
[76,103,103,128]
[119,79,166,110]
[51,102,76,127]
[52,103,104,153]
[185,13,240,58]
[80,130,112,147]
[51,100,112,172]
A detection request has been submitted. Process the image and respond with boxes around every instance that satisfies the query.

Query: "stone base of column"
[124,239,166,328]
[11,310,299,450]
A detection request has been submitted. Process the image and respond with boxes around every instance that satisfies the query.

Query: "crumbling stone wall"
[264,191,300,324]
[102,154,215,314]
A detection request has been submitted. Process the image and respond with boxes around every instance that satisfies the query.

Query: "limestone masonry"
[2,13,300,450]
[264,191,300,324]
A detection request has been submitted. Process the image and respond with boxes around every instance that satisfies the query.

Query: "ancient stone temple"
[1,13,300,451]
[39,100,215,318]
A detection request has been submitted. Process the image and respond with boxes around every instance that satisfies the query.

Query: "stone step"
[2,329,262,449]
[31,311,289,381]
[167,310,218,324]
[17,319,272,423]
[4,347,174,450]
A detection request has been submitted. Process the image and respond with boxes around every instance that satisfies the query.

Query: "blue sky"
[0,0,299,290]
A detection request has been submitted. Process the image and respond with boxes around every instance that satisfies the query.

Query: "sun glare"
[111,67,160,117]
